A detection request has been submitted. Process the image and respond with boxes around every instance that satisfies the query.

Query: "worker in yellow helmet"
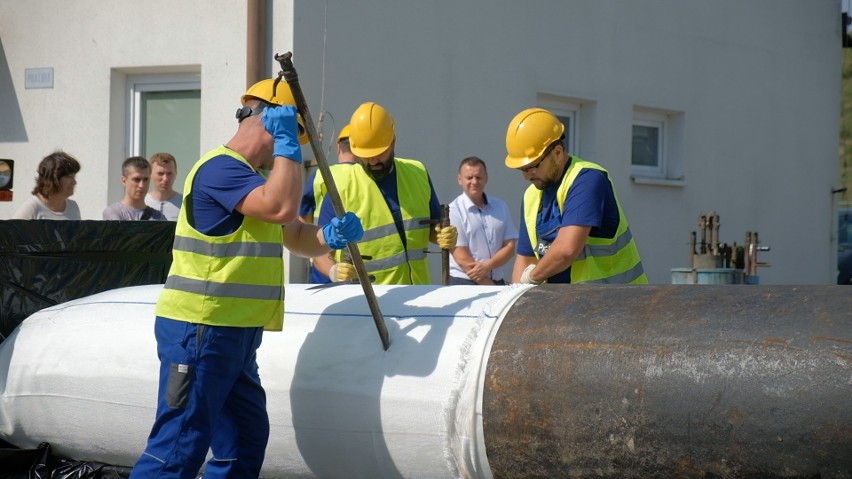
[315,101,458,285]
[299,124,359,283]
[129,79,364,479]
[505,108,647,285]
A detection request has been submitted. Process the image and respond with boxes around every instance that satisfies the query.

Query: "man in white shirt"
[145,152,183,221]
[448,156,518,285]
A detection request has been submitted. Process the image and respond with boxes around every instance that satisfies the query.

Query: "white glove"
[329,262,356,282]
[519,264,543,285]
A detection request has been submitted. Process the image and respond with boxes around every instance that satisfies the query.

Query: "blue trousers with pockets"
[129,317,269,479]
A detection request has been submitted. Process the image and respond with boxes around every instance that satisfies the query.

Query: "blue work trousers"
[130,317,269,479]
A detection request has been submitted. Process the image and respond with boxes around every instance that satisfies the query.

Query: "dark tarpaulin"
[0,440,132,479]
[0,220,175,340]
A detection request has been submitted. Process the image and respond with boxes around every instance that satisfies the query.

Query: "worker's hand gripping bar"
[273,52,391,350]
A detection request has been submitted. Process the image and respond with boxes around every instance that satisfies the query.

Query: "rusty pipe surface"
[483,284,852,479]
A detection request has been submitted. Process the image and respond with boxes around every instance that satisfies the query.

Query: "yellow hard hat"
[338,124,351,142]
[504,108,565,169]
[349,102,395,157]
[241,79,309,144]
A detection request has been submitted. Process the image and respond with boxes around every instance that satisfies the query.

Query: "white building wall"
[0,0,842,284]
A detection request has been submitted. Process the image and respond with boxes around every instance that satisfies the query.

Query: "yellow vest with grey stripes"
[156,146,285,330]
[523,157,648,284]
[334,158,432,285]
[312,163,355,217]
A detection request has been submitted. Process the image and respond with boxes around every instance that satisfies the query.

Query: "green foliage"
[841,51,852,207]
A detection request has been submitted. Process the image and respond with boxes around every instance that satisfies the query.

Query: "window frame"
[631,110,666,178]
[537,99,581,155]
[126,73,201,158]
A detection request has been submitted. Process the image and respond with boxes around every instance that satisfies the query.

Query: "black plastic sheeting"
[0,220,175,341]
[0,440,131,479]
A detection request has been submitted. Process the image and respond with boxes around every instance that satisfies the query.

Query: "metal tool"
[273,52,390,350]
[440,204,450,285]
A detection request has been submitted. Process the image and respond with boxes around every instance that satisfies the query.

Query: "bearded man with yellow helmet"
[129,79,364,479]
[505,108,647,285]
[315,101,458,285]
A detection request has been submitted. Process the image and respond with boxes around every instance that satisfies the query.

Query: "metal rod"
[273,52,390,350]
[440,204,450,285]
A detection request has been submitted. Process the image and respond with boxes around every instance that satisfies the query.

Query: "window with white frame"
[630,107,685,186]
[631,111,666,177]
[127,73,201,191]
[537,96,583,155]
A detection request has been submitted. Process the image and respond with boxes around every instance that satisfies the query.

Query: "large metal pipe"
[484,284,852,478]
[0,284,849,478]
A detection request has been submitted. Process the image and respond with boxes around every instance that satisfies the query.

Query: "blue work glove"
[322,212,364,250]
[261,105,302,163]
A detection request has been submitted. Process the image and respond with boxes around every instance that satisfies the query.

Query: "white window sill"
[631,175,686,187]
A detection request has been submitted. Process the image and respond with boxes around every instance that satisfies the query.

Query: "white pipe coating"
[0,283,531,478]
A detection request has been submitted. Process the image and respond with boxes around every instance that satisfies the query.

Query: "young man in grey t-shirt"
[103,156,166,221]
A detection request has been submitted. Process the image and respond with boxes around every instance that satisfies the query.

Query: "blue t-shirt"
[318,163,442,249]
[187,155,267,236]
[517,167,619,283]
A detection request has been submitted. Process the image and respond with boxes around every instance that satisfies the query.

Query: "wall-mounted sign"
[0,159,12,202]
[0,159,13,190]
[25,68,54,89]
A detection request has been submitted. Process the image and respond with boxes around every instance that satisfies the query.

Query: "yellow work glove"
[329,262,357,282]
[435,224,458,250]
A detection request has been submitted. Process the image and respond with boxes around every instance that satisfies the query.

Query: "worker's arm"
[313,250,337,277]
[237,106,304,224]
[237,156,302,224]
[525,225,591,283]
[283,212,363,259]
[512,254,537,283]
[282,220,328,258]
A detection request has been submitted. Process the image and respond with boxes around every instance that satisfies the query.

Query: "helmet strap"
[235,104,267,122]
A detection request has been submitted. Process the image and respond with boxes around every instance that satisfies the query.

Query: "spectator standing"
[103,156,166,221]
[145,152,183,221]
[449,156,518,285]
[12,151,82,220]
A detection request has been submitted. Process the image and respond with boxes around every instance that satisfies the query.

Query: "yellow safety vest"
[334,158,432,284]
[156,146,285,330]
[523,157,648,284]
[312,163,355,217]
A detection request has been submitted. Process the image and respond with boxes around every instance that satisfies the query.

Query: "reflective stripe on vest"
[334,158,432,284]
[156,145,286,330]
[363,248,428,272]
[523,156,648,284]
[359,217,431,243]
[172,235,283,258]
